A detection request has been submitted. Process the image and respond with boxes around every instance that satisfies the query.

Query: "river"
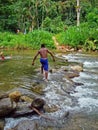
[0,50,98,130]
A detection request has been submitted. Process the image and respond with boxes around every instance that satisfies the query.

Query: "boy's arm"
[32,51,40,65]
[47,50,55,61]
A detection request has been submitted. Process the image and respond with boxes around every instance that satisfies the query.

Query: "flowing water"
[62,52,98,130]
[0,50,98,130]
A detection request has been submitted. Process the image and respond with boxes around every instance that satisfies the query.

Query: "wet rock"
[10,102,34,118]
[49,69,53,73]
[0,91,46,118]
[49,68,58,73]
[20,95,33,103]
[71,65,83,72]
[0,92,34,118]
[0,92,8,99]
[67,72,79,78]
[74,82,84,86]
[60,111,70,119]
[30,85,45,95]
[0,119,5,130]
[61,85,75,95]
[10,98,46,118]
[61,66,69,71]
[31,98,45,110]
[32,81,41,86]
[9,120,38,130]
[0,98,14,117]
[6,110,70,130]
[44,104,59,113]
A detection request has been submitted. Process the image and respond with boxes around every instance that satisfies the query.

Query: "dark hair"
[41,44,45,48]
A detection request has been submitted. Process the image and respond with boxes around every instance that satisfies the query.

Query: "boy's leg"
[45,71,48,80]
[44,60,48,80]
[41,65,43,74]
[40,59,48,81]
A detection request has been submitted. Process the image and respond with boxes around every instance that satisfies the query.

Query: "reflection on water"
[0,50,37,91]
[1,51,98,130]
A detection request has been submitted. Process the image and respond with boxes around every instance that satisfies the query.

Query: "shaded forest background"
[0,0,98,51]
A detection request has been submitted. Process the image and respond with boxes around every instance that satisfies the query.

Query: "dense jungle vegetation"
[0,0,98,51]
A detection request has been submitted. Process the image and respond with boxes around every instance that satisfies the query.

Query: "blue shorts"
[40,58,48,71]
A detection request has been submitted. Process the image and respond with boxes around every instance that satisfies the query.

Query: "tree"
[76,0,80,26]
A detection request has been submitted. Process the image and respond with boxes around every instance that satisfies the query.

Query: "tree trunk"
[76,0,80,26]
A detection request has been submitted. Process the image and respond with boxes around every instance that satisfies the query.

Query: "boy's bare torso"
[39,48,48,59]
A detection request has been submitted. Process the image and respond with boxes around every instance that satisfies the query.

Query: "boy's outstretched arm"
[32,51,39,65]
[47,50,55,62]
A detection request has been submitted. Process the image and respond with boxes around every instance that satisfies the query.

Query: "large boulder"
[8,98,46,118]
[8,120,38,130]
[66,72,79,78]
[71,65,83,72]
[31,98,45,110]
[0,98,14,117]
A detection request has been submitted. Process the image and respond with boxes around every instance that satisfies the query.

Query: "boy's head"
[41,44,45,48]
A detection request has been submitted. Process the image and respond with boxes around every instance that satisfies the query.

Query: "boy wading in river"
[32,44,55,82]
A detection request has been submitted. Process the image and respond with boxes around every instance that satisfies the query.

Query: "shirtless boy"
[32,44,55,81]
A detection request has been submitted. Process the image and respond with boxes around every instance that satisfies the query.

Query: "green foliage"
[86,8,98,28]
[84,38,98,51]
[55,25,88,47]
[0,0,98,51]
[0,32,28,49]
[1,0,98,33]
[55,23,98,49]
[0,24,98,51]
[0,30,55,49]
[83,27,98,51]
[41,16,65,33]
[25,30,55,49]
[0,0,91,32]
